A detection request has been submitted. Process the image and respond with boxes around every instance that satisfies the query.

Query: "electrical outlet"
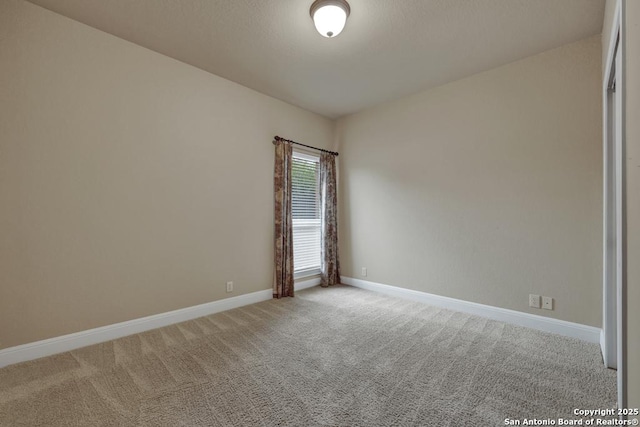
[361,267,367,277]
[529,294,541,309]
[542,296,553,310]
[226,281,233,293]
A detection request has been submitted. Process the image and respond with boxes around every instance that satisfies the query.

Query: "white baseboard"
[0,289,273,369]
[600,329,608,366]
[341,277,601,344]
[1,275,597,368]
[0,277,322,369]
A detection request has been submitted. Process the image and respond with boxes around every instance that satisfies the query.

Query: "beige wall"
[337,36,603,327]
[0,0,334,349]
[0,0,620,378]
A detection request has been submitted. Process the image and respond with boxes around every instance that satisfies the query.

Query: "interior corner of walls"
[332,121,342,153]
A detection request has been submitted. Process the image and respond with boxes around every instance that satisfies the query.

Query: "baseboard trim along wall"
[600,329,607,365]
[341,276,601,344]
[0,277,322,368]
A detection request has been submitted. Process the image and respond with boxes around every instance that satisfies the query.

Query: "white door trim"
[602,5,620,370]
[602,0,626,410]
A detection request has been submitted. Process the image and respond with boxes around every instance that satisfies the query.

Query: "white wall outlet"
[361,267,367,277]
[529,294,541,309]
[226,281,233,293]
[542,296,553,310]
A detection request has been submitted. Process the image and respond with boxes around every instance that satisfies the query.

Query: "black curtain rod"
[273,136,339,156]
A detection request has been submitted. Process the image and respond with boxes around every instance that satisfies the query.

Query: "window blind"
[292,152,321,275]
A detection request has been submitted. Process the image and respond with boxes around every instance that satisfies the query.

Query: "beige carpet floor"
[0,285,616,426]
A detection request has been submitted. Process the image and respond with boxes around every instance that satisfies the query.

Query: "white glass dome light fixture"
[310,0,350,38]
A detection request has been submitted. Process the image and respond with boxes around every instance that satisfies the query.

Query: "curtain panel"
[273,139,294,298]
[320,152,340,286]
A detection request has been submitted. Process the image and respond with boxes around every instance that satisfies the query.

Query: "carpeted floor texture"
[0,285,616,426]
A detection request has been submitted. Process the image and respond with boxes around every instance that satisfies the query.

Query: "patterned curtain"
[320,152,340,286]
[273,139,294,298]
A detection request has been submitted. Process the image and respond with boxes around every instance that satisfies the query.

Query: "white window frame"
[292,150,321,279]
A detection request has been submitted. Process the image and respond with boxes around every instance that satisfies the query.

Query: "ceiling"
[26,0,605,119]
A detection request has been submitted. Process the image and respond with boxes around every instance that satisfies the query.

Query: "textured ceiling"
[26,0,605,118]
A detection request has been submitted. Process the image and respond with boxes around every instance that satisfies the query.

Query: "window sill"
[294,268,321,280]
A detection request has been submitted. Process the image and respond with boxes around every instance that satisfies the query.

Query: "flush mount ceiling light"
[310,0,350,38]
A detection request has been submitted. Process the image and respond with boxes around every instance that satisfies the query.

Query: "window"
[292,151,321,277]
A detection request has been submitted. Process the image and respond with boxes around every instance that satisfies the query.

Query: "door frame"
[602,0,626,410]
